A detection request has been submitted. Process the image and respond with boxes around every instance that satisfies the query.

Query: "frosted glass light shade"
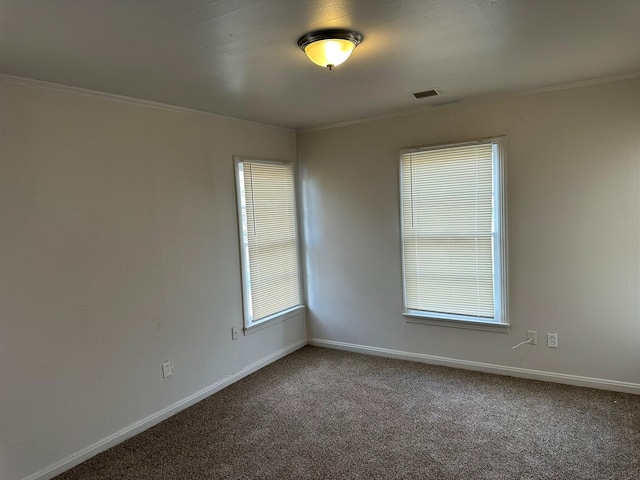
[298,29,363,70]
[304,38,355,69]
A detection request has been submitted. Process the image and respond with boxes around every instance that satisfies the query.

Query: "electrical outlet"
[232,325,239,340]
[162,361,172,378]
[547,332,558,348]
[527,330,537,345]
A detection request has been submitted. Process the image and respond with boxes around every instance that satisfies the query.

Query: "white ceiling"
[1,0,639,129]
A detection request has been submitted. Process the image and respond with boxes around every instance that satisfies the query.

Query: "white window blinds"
[236,159,301,324]
[401,141,504,322]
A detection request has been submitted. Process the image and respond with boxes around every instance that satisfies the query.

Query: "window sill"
[403,311,510,333]
[244,305,305,335]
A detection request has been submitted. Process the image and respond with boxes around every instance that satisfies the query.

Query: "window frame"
[399,137,509,333]
[233,156,304,333]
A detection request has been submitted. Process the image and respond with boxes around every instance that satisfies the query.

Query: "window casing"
[399,138,508,330]
[234,157,303,330]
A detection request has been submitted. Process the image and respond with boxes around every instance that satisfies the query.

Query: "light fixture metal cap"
[297,29,363,51]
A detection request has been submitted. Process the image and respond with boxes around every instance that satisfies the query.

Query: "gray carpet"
[55,346,640,479]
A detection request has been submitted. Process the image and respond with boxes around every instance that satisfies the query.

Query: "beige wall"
[298,77,640,386]
[2,73,639,480]
[0,79,306,480]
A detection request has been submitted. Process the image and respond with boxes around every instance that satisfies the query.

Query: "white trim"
[307,338,640,395]
[4,70,637,135]
[233,157,254,327]
[399,138,508,326]
[495,140,509,325]
[400,136,503,154]
[292,137,308,310]
[403,312,509,333]
[24,339,307,480]
[233,157,303,328]
[515,71,640,97]
[244,305,305,335]
[0,73,293,132]
[297,71,640,133]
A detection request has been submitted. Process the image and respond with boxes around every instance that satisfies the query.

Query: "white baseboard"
[308,338,640,395]
[23,336,639,480]
[25,339,307,480]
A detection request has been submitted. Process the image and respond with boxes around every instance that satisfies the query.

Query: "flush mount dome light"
[298,29,363,70]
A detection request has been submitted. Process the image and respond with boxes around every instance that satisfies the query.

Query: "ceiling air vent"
[412,89,440,99]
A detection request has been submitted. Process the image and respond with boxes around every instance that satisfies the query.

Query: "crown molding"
[0,73,293,132]
[297,71,640,133]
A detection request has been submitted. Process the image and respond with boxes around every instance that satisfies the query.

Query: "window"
[234,157,303,330]
[399,138,508,331]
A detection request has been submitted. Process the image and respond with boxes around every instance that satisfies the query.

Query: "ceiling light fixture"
[297,29,363,70]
